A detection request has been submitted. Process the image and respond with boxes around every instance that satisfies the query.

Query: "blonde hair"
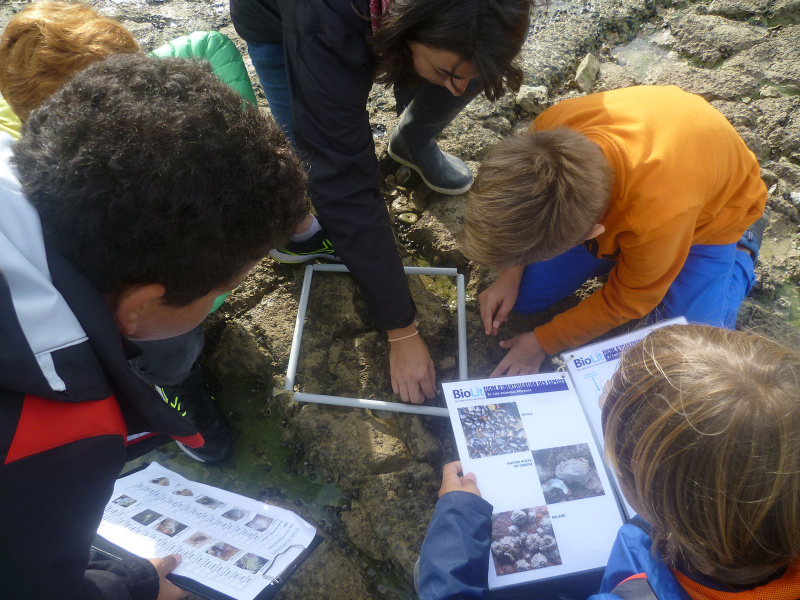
[602,324,800,586]
[0,1,139,121]
[458,127,613,270]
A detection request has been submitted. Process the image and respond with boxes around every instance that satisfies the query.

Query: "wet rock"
[575,53,600,93]
[595,62,637,92]
[666,11,767,66]
[396,414,443,464]
[405,193,469,268]
[514,85,549,115]
[358,464,438,575]
[390,196,409,214]
[272,539,372,600]
[723,26,800,91]
[555,458,592,486]
[397,212,419,225]
[507,525,519,536]
[773,296,792,319]
[645,62,759,101]
[408,188,431,213]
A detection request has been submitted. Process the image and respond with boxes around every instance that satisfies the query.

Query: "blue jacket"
[418,492,691,600]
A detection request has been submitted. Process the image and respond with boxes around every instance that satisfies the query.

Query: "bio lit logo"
[452,386,486,399]
[573,352,606,368]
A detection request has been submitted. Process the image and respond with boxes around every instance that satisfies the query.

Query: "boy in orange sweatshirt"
[460,85,767,375]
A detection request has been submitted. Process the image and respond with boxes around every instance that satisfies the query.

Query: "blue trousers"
[248,42,294,145]
[514,243,756,329]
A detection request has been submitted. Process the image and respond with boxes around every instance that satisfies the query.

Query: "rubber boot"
[388,80,479,195]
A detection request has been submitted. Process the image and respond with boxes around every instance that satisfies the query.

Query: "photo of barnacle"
[113,494,137,508]
[245,515,274,532]
[149,477,169,486]
[196,495,225,510]
[206,542,240,562]
[222,508,248,522]
[131,509,162,527]
[156,517,188,537]
[458,403,529,459]
[531,443,604,505]
[172,488,194,496]
[491,506,561,576]
[234,553,269,574]
[184,531,213,549]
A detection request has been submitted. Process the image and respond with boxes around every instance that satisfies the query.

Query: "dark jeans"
[128,325,204,387]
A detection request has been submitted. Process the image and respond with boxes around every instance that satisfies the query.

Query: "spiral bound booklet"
[93,462,321,600]
[441,317,686,591]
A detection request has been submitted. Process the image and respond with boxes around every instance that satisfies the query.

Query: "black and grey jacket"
[230,0,418,330]
[0,132,203,600]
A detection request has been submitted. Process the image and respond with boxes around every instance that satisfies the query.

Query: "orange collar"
[671,562,800,600]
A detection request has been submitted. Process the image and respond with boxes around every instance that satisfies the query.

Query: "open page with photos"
[442,375,624,590]
[97,462,317,600]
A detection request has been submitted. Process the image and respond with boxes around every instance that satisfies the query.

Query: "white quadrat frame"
[284,264,468,418]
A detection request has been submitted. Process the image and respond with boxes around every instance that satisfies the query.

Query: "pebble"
[397,212,419,225]
[575,53,599,93]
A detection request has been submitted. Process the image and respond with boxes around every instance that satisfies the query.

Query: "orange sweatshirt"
[532,86,766,355]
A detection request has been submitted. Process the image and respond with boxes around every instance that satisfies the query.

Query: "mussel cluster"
[458,403,529,459]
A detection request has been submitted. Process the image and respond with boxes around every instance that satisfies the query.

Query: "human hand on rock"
[389,325,436,404]
[439,461,481,498]
[148,554,188,600]
[491,331,547,377]
[479,266,525,336]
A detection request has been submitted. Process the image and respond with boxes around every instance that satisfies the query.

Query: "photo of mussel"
[491,505,562,575]
[458,403,529,459]
[531,443,605,504]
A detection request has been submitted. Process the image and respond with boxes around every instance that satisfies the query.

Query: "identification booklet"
[441,318,687,591]
[561,317,687,519]
[94,462,321,600]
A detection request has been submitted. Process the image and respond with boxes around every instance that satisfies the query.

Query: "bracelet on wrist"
[388,330,419,343]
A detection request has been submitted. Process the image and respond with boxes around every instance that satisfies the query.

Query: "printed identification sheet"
[98,462,316,600]
[561,317,687,518]
[442,375,624,590]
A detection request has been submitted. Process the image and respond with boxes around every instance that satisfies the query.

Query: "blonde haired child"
[418,324,800,599]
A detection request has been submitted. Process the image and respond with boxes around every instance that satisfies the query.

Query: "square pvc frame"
[284,264,468,418]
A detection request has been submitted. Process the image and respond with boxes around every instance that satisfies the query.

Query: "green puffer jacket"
[151,30,257,107]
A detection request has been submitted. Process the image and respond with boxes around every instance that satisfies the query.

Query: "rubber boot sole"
[387,146,473,195]
[269,248,342,264]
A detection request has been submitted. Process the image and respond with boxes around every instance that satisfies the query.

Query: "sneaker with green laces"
[270,227,340,263]
[155,365,235,463]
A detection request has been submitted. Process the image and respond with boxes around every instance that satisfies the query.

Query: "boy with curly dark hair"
[0,53,307,600]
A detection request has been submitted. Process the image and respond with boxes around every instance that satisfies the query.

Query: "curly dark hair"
[372,0,532,101]
[13,53,308,306]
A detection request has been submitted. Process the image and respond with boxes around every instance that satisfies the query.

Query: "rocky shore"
[2,0,798,598]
